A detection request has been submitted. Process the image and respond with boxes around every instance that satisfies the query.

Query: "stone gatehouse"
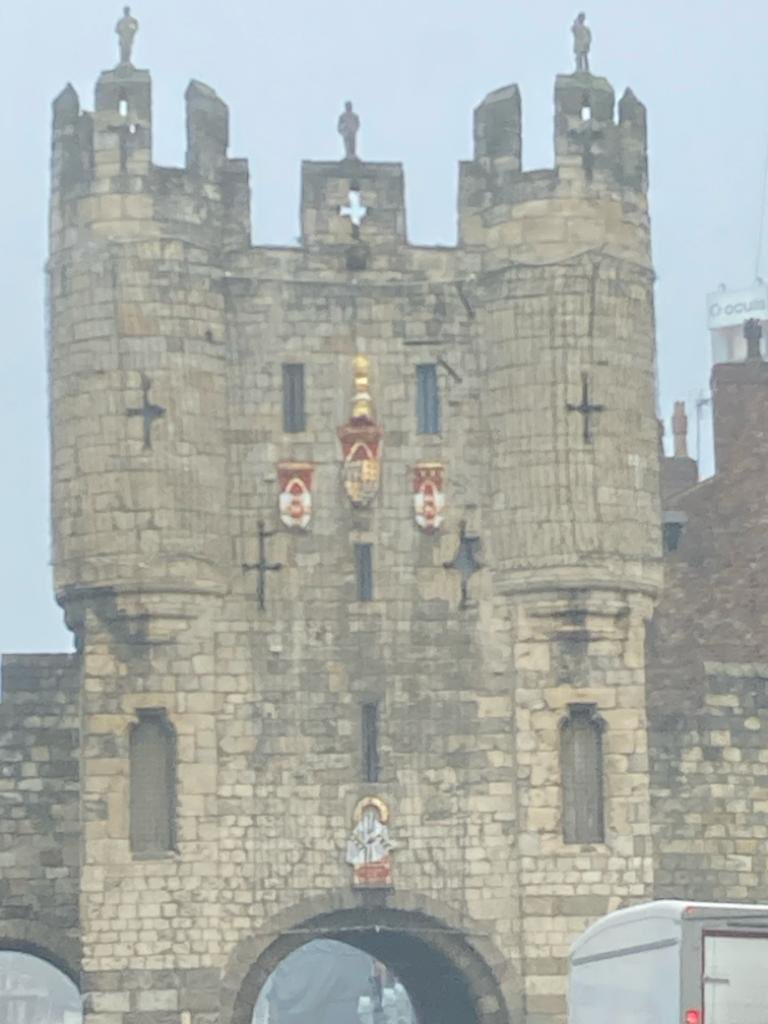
[2,15,767,1024]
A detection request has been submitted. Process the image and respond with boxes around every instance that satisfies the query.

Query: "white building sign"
[706,284,768,330]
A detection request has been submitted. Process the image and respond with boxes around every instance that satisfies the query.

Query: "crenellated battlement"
[53,69,235,186]
[51,68,251,252]
[459,73,650,265]
[51,65,648,266]
[467,74,647,190]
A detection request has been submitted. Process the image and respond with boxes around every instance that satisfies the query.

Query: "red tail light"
[685,1012,701,1024]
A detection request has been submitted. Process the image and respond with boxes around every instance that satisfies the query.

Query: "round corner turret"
[458,72,660,599]
[47,70,246,616]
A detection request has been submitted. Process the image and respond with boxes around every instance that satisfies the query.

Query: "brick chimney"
[712,319,768,476]
[660,400,698,503]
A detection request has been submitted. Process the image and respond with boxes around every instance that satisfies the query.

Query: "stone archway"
[0,919,82,1021]
[0,919,81,986]
[222,898,515,1024]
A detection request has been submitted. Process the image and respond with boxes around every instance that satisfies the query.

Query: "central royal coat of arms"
[338,356,383,508]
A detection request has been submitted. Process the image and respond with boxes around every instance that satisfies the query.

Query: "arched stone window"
[560,703,605,844]
[129,708,177,856]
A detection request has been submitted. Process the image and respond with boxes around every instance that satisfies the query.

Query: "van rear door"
[703,933,768,1022]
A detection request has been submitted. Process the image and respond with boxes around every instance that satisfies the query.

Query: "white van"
[568,900,768,1023]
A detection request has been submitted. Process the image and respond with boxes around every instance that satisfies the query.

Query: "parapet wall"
[51,67,649,262]
[460,75,650,265]
[51,67,251,253]
[0,656,81,946]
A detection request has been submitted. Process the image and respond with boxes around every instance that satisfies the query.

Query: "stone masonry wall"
[650,662,768,901]
[0,655,81,970]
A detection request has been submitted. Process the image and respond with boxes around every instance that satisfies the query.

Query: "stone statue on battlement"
[116,6,139,66]
[572,12,592,74]
[338,101,361,161]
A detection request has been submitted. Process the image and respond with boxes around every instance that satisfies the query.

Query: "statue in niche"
[572,12,592,74]
[346,797,394,888]
[116,6,139,66]
[338,101,361,160]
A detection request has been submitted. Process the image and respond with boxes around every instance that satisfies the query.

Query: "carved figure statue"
[338,101,361,161]
[116,6,139,66]
[347,803,392,868]
[572,12,592,74]
[346,798,393,888]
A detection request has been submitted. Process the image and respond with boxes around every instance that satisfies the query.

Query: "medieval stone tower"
[41,22,660,1024]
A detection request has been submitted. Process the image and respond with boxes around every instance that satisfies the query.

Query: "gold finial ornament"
[351,355,374,422]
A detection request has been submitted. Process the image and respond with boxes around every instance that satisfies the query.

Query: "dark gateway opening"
[251,939,417,1023]
[231,908,510,1024]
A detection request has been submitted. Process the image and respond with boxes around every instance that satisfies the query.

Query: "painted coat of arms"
[413,463,445,532]
[277,462,314,530]
[338,356,383,508]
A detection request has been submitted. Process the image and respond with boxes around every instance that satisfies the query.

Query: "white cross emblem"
[340,189,368,228]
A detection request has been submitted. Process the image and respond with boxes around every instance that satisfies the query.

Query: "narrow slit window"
[416,364,441,434]
[561,704,605,845]
[355,543,374,602]
[362,702,380,783]
[282,363,306,433]
[130,709,177,856]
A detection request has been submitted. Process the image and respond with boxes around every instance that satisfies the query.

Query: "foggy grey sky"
[1,0,766,654]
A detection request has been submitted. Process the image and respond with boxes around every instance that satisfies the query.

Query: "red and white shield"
[278,462,314,530]
[413,463,445,532]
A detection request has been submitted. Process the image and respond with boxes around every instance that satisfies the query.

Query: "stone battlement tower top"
[52,13,650,270]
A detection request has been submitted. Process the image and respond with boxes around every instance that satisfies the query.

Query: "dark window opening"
[561,703,605,845]
[130,708,177,856]
[355,543,374,602]
[663,513,687,553]
[416,364,441,434]
[282,363,306,433]
[362,702,380,783]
